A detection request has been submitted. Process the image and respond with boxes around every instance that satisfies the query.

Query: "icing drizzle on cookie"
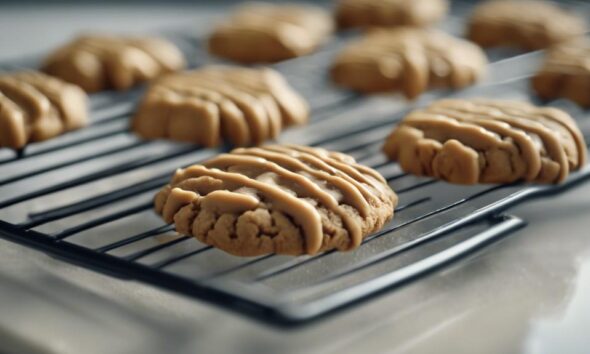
[132,66,308,147]
[383,99,586,185]
[0,71,88,149]
[155,144,398,255]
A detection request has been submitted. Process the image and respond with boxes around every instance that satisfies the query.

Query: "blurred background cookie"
[331,28,487,99]
[467,0,586,51]
[532,38,590,107]
[132,66,308,147]
[383,99,586,184]
[335,0,448,29]
[154,144,398,256]
[42,34,185,92]
[0,71,87,149]
[208,3,333,63]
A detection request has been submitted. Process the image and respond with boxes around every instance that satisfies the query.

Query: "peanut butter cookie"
[335,0,448,29]
[208,3,333,63]
[468,0,586,51]
[43,35,185,92]
[0,71,88,149]
[532,38,590,107]
[132,66,308,147]
[331,28,487,99]
[155,145,398,256]
[383,99,586,184]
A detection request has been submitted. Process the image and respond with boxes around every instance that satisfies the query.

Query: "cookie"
[532,39,590,107]
[331,28,487,99]
[467,0,586,51]
[132,66,308,147]
[42,35,185,92]
[383,99,586,184]
[335,0,448,29]
[208,3,333,63]
[0,71,88,149]
[154,145,398,256]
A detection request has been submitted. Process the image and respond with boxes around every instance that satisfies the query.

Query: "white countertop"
[1,3,589,354]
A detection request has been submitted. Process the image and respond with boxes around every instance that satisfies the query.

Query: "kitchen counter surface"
[1,3,589,354]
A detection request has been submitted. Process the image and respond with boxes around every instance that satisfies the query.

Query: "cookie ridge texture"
[335,0,448,29]
[132,66,308,147]
[154,145,398,256]
[467,0,586,51]
[532,38,590,107]
[208,3,333,63]
[43,34,185,92]
[383,99,586,184]
[0,71,88,149]
[331,28,487,99]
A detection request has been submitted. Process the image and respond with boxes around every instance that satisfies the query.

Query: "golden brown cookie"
[208,3,333,63]
[331,28,487,99]
[335,0,448,29]
[383,99,586,184]
[532,38,590,107]
[42,35,185,92]
[0,71,88,149]
[154,144,398,256]
[132,66,308,147]
[467,0,586,51]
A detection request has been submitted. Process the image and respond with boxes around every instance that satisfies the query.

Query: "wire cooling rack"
[1,1,589,326]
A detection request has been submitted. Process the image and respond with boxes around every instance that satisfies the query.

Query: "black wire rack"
[1,2,590,327]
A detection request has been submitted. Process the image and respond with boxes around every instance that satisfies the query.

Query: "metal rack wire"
[1,3,590,326]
